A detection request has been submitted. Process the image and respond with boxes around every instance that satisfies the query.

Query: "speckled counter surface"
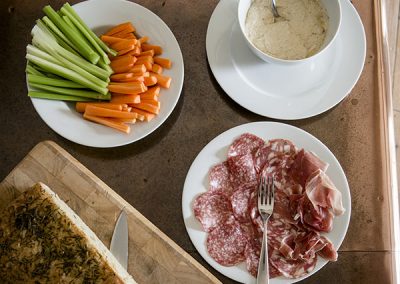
[0,0,394,283]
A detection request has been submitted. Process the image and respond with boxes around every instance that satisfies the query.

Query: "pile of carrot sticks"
[76,22,172,134]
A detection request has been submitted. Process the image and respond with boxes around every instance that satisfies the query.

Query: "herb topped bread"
[0,182,136,283]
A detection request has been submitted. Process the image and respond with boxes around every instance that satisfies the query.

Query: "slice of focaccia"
[0,182,136,283]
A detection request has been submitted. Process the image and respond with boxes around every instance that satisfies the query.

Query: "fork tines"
[258,175,275,211]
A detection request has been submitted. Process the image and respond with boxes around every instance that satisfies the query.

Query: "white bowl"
[238,0,342,65]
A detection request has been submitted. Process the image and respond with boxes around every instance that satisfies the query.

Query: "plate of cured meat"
[182,122,351,283]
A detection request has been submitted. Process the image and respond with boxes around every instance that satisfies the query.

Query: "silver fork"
[271,0,280,18]
[257,176,275,284]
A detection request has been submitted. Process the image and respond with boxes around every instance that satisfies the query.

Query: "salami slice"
[244,238,261,277]
[209,162,234,195]
[228,133,265,158]
[231,183,256,223]
[270,249,318,279]
[193,192,233,233]
[227,153,257,189]
[206,219,247,266]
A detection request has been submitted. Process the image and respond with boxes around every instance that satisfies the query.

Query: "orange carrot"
[135,55,154,64]
[131,102,159,114]
[139,50,154,57]
[100,35,124,45]
[75,102,123,113]
[85,105,136,119]
[83,113,130,134]
[129,64,146,74]
[110,72,135,82]
[111,117,137,124]
[139,99,160,108]
[143,86,161,96]
[121,33,136,39]
[138,36,149,44]
[141,44,162,55]
[108,82,147,94]
[143,76,157,86]
[131,108,155,122]
[154,57,172,69]
[113,75,144,83]
[110,55,135,73]
[118,46,135,56]
[142,72,150,77]
[151,72,171,88]
[151,64,163,74]
[104,22,135,36]
[110,39,137,51]
[134,61,152,71]
[125,47,141,56]
[111,94,141,104]
[140,92,158,101]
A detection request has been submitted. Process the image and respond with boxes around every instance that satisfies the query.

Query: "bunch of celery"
[26,3,116,101]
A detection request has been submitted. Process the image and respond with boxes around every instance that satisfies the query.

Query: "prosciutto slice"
[305,169,345,216]
[290,149,329,187]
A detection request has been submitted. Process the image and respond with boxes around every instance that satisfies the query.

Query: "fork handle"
[257,220,269,284]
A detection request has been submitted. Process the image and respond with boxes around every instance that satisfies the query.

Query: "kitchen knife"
[110,210,129,270]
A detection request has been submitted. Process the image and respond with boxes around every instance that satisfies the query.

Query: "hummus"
[245,0,328,60]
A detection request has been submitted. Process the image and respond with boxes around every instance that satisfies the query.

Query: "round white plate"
[30,0,184,148]
[182,122,351,283]
[206,0,366,120]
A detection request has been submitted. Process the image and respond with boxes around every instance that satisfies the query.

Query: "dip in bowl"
[238,0,341,64]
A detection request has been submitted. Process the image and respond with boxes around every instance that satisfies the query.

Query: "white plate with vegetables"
[27,0,184,148]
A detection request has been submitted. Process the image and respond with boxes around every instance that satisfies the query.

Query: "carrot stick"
[100,35,125,45]
[142,72,150,77]
[129,64,146,74]
[138,36,149,44]
[110,72,135,81]
[110,55,135,73]
[112,75,144,82]
[110,39,137,51]
[111,117,137,124]
[143,76,157,86]
[111,94,141,104]
[108,82,147,94]
[85,105,136,119]
[118,46,135,56]
[139,50,154,57]
[139,99,160,108]
[154,57,172,69]
[131,107,156,121]
[142,86,161,96]
[75,102,123,113]
[121,33,136,39]
[151,64,163,74]
[135,55,154,64]
[141,44,162,55]
[125,47,141,56]
[140,92,158,100]
[83,113,130,134]
[131,102,159,114]
[104,22,135,36]
[151,72,171,88]
[134,61,152,71]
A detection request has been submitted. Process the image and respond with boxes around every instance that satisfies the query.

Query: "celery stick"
[28,74,84,88]
[42,16,75,49]
[61,7,110,64]
[38,19,79,56]
[26,64,45,76]
[31,28,110,81]
[26,54,108,95]
[63,3,118,57]
[28,91,94,101]
[43,5,99,64]
[98,58,114,74]
[29,82,111,100]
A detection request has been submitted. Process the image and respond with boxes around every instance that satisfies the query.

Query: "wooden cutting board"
[0,141,220,284]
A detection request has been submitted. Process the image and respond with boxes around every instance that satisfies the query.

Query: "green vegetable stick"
[29,82,111,100]
[43,5,99,64]
[28,91,95,101]
[26,54,108,95]
[28,74,85,88]
[61,7,110,64]
[63,3,118,57]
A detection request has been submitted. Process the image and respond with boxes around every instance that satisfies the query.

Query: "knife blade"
[110,210,129,270]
